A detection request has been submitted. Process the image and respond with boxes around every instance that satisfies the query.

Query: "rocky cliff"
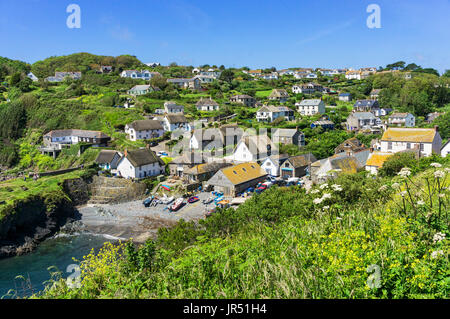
[0,191,78,259]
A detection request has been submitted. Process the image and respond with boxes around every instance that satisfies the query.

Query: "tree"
[431,112,450,139]
[386,61,406,70]
[378,152,417,177]
[9,72,21,86]
[404,63,420,71]
[219,69,234,83]
[18,77,32,92]
[150,74,168,90]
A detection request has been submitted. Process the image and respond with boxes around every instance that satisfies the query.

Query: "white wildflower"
[417,200,425,206]
[398,167,411,177]
[438,193,446,198]
[323,205,330,210]
[319,184,329,190]
[434,170,445,179]
[336,217,342,220]
[430,163,442,168]
[313,198,323,205]
[310,189,320,194]
[433,232,446,244]
[331,184,343,192]
[431,250,444,259]
[433,232,445,244]
[322,193,332,200]
[445,168,450,173]
[400,191,407,197]
[392,182,400,189]
[379,185,388,192]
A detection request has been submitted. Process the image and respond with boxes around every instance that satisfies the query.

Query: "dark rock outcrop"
[0,195,80,259]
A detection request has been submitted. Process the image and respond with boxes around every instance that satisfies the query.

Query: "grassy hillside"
[0,169,89,221]
[33,158,449,299]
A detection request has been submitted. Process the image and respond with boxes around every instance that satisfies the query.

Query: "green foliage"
[374,73,449,116]
[379,152,418,177]
[429,112,450,139]
[35,163,449,299]
[303,130,352,159]
[0,56,30,77]
[31,53,144,78]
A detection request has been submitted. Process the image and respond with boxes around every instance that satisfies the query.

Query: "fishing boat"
[163,196,175,204]
[170,198,184,211]
[161,184,171,191]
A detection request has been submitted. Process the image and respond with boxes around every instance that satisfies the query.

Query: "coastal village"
[0,54,449,277]
[2,60,449,220]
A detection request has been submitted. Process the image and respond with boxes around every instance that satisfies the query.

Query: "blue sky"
[0,0,449,72]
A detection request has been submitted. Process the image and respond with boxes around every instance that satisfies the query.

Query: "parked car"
[143,196,154,207]
[157,151,168,157]
[255,185,267,194]
[148,141,158,147]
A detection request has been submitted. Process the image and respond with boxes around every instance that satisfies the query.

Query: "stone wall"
[88,176,147,204]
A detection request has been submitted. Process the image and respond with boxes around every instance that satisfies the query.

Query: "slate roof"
[269,89,289,98]
[287,153,317,168]
[350,112,377,120]
[240,135,276,154]
[184,162,231,175]
[44,129,110,139]
[389,113,411,118]
[272,128,301,138]
[129,84,152,91]
[230,94,254,100]
[353,99,380,109]
[164,101,184,110]
[196,97,219,107]
[298,99,322,106]
[128,120,163,131]
[170,152,203,165]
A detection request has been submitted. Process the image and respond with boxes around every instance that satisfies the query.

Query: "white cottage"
[388,113,416,127]
[125,120,164,141]
[380,127,442,157]
[260,154,289,177]
[163,113,191,132]
[233,135,276,162]
[116,149,164,179]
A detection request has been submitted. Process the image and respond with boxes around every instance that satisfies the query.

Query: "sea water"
[0,234,117,298]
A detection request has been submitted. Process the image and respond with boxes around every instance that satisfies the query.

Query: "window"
[406,143,411,149]
[388,142,392,150]
[420,143,424,152]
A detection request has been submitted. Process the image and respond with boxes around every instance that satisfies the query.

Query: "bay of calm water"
[0,234,116,298]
